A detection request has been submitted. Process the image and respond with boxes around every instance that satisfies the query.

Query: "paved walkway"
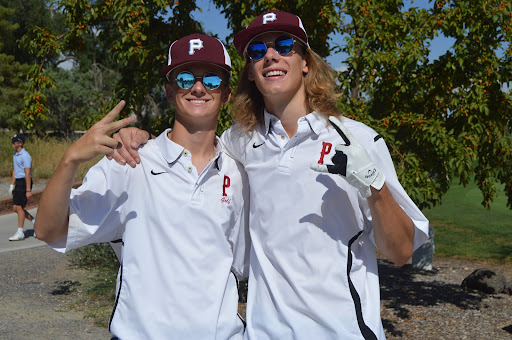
[0,176,48,253]
[0,207,44,254]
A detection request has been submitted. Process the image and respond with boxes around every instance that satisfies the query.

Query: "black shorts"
[13,178,32,207]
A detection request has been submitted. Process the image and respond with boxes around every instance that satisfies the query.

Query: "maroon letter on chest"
[317,142,332,164]
[223,175,231,196]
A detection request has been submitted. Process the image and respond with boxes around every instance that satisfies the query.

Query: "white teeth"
[264,70,286,77]
[189,100,206,103]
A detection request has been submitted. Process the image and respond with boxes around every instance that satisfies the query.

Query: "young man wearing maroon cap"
[112,11,428,340]
[35,33,249,339]
[227,11,428,339]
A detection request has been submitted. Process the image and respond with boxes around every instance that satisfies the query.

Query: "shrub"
[68,243,119,270]
[0,131,101,180]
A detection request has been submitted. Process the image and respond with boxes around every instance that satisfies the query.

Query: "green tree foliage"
[41,67,105,136]
[0,4,29,130]
[336,0,512,209]
[0,53,28,130]
[20,0,204,131]
[0,0,66,131]
[0,0,66,64]
[21,0,512,209]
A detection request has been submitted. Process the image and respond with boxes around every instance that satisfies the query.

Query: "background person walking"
[8,134,35,241]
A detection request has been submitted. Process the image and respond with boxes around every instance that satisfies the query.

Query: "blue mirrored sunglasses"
[246,35,299,61]
[169,71,223,90]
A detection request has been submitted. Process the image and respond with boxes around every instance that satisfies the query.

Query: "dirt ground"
[378,257,512,339]
[0,246,111,339]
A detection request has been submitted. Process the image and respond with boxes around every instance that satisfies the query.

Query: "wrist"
[370,171,385,191]
[350,163,385,198]
[62,148,83,168]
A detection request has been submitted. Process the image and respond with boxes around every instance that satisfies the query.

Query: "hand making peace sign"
[64,101,135,166]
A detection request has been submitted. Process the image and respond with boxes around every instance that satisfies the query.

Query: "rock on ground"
[380,258,512,339]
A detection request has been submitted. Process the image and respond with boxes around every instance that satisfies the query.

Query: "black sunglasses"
[168,71,224,90]
[245,35,303,61]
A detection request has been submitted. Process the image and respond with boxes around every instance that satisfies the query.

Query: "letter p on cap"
[189,38,203,55]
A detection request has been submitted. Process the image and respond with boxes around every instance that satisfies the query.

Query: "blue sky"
[191,0,456,71]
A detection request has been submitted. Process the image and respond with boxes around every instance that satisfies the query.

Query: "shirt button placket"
[183,149,201,203]
[183,150,193,174]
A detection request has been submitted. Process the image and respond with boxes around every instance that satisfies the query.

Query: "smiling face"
[166,62,231,127]
[247,32,308,108]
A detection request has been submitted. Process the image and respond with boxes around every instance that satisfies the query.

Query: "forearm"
[24,168,31,191]
[34,153,80,242]
[11,170,15,184]
[368,184,414,266]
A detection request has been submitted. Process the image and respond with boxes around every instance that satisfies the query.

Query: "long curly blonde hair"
[231,48,341,132]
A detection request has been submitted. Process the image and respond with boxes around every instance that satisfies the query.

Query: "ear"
[302,56,309,75]
[165,83,175,103]
[247,64,255,81]
[222,87,232,104]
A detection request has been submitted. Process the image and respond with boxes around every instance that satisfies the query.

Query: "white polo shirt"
[51,129,250,340]
[221,111,429,340]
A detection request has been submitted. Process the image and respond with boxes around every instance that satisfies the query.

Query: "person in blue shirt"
[8,134,36,241]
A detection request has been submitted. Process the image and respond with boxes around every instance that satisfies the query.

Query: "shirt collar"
[303,111,329,136]
[155,128,223,170]
[263,109,327,136]
[263,109,275,136]
[154,128,182,164]
[14,148,26,156]
[213,136,223,171]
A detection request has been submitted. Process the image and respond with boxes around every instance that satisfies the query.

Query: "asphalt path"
[0,207,44,254]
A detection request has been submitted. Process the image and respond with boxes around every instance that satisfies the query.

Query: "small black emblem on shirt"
[253,142,265,148]
[151,170,166,175]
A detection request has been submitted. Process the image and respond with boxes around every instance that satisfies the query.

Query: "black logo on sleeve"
[253,142,265,148]
[365,168,377,179]
[151,170,166,175]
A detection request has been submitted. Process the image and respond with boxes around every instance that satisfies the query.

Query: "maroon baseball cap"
[234,11,308,55]
[161,33,231,77]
